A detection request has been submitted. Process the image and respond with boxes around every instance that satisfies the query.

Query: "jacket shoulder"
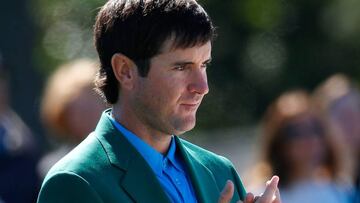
[45,133,109,178]
[37,171,103,203]
[41,133,118,196]
[179,138,233,167]
[39,133,126,202]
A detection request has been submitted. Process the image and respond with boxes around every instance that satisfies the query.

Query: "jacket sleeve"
[230,165,247,201]
[37,171,104,203]
[219,156,247,202]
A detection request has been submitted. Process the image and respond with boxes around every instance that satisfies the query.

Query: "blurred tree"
[30,0,104,76]
[29,0,360,130]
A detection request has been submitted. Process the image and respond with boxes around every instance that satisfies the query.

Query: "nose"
[188,69,209,95]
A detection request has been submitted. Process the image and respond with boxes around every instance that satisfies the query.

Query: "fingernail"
[266,176,279,186]
[224,180,232,192]
[271,176,279,186]
[273,176,279,183]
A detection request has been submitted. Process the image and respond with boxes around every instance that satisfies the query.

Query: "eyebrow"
[172,58,212,66]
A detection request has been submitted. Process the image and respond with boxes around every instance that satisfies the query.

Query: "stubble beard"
[132,94,198,137]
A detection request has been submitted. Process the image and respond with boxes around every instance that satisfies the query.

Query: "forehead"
[161,34,211,50]
[155,38,212,61]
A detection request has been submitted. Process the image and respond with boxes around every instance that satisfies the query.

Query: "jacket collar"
[94,110,170,203]
[95,109,220,203]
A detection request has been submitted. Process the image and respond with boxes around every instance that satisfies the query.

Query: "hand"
[218,180,241,203]
[218,176,281,203]
[244,176,281,203]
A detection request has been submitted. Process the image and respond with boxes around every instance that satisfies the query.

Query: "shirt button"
[163,159,168,168]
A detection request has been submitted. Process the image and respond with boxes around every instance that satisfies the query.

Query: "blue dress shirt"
[107,113,197,203]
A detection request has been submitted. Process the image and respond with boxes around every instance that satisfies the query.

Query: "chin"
[172,118,196,135]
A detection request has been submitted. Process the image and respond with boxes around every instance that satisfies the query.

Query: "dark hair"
[94,0,216,104]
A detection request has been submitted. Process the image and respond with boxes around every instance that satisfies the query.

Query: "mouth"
[180,102,201,111]
[181,102,199,106]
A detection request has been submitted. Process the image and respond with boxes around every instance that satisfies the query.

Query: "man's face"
[130,39,211,136]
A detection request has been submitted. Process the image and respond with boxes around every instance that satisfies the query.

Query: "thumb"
[218,180,234,203]
[259,176,279,203]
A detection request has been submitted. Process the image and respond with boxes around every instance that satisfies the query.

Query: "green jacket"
[37,111,246,203]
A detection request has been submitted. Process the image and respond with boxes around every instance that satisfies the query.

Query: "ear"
[111,53,137,90]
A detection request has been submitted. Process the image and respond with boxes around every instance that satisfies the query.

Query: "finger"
[272,188,281,203]
[259,176,279,202]
[243,193,255,203]
[254,195,260,202]
[218,180,234,203]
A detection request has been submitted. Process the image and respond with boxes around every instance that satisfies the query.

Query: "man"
[37,0,281,202]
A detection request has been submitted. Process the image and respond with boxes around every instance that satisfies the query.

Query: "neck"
[112,104,172,154]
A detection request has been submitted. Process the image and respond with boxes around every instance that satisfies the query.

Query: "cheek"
[150,76,185,102]
[286,143,304,161]
[135,79,172,114]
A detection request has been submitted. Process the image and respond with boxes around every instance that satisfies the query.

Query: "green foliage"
[241,0,284,31]
[31,0,104,76]
[31,0,360,129]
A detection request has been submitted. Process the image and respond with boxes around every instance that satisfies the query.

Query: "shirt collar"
[166,136,184,173]
[106,112,183,176]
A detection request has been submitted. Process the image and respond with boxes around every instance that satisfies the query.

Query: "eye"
[201,62,210,69]
[173,65,186,71]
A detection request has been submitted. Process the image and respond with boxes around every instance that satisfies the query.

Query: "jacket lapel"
[175,137,221,203]
[94,110,170,203]
[120,151,170,203]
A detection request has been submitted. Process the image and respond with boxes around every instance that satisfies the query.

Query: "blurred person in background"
[313,73,360,202]
[37,59,107,178]
[0,53,40,202]
[245,90,351,203]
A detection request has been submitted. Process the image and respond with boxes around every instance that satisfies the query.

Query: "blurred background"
[0,0,360,202]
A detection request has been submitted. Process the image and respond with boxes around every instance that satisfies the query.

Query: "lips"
[180,102,201,111]
[179,95,203,110]
[180,99,201,106]
[181,103,199,106]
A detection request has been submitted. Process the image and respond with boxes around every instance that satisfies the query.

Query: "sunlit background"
[1,0,360,183]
